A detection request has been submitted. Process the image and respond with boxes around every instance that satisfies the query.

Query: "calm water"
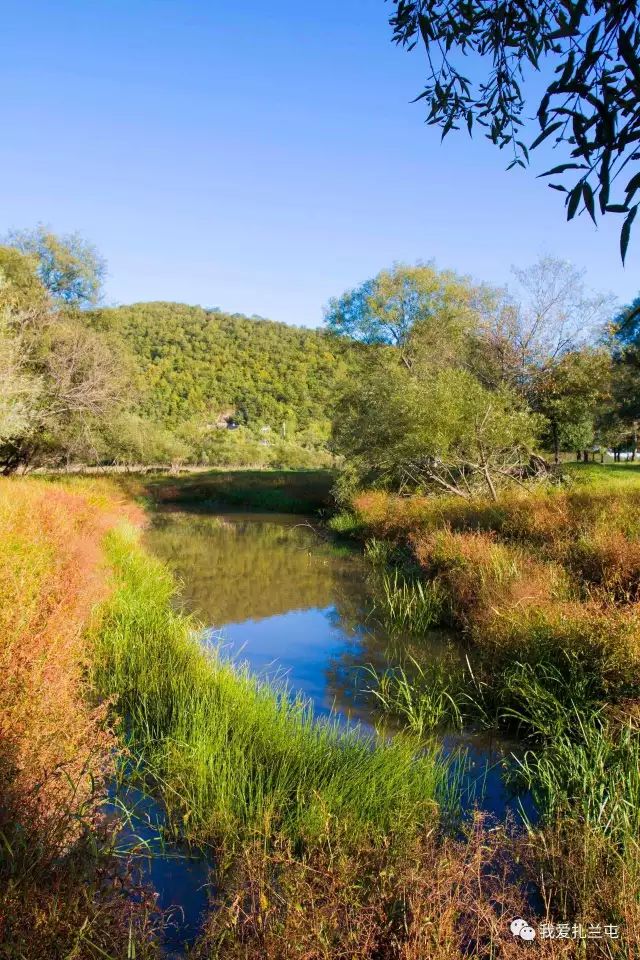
[116,507,532,954]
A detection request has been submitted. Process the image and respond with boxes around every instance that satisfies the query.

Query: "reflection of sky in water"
[205,605,363,720]
[126,508,538,953]
[148,509,536,823]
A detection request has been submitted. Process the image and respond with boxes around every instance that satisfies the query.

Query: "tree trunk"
[576,450,582,462]
[552,422,559,464]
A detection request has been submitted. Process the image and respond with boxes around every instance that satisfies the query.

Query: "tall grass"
[372,568,445,634]
[365,656,465,735]
[93,526,452,851]
[503,665,640,934]
[502,663,640,850]
[0,478,157,959]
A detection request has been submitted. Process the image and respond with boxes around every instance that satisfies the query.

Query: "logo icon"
[510,918,537,941]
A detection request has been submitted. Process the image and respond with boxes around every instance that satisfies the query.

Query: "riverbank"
[2,472,637,957]
[331,465,640,946]
[114,467,336,514]
[0,477,159,958]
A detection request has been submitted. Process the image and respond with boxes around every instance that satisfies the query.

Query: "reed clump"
[372,567,446,634]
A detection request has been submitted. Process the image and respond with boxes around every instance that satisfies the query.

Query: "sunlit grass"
[93,526,453,851]
[372,567,446,634]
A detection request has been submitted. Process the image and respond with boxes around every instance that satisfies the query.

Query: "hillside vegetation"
[89,301,351,448]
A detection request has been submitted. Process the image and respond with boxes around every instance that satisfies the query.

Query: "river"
[113,507,533,954]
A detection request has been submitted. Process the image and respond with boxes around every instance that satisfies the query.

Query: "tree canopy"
[0,246,124,473]
[4,226,106,306]
[390,1,640,260]
[324,262,494,370]
[91,301,352,434]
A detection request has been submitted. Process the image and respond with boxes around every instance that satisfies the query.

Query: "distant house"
[212,410,240,430]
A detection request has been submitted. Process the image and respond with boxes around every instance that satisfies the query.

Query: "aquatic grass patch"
[505,673,640,934]
[363,535,395,565]
[93,527,453,851]
[501,664,640,850]
[364,656,465,735]
[371,567,446,634]
[327,509,362,536]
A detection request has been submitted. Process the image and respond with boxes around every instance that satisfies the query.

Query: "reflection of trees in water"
[146,510,460,725]
[145,512,372,628]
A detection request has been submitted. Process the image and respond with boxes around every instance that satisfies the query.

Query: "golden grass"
[0,478,156,959]
[351,487,640,682]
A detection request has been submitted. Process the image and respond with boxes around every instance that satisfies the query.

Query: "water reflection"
[145,509,532,822]
[145,511,368,628]
[136,508,534,953]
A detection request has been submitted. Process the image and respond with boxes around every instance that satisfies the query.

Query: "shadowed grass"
[116,468,336,514]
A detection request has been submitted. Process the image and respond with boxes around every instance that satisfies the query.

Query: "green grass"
[563,460,640,490]
[125,468,336,514]
[372,568,445,635]
[327,509,362,536]
[93,526,452,852]
[365,656,465,736]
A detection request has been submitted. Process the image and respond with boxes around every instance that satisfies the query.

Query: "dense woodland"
[89,301,351,445]
[2,227,640,484]
[0,228,355,472]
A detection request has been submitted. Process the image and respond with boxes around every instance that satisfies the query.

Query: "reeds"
[93,527,453,851]
[372,568,445,634]
[365,656,465,735]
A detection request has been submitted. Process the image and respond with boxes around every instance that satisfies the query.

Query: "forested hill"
[90,302,350,432]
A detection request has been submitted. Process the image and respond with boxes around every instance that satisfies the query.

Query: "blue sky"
[2,0,638,326]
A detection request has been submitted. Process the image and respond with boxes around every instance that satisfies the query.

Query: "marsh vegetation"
[2,233,640,957]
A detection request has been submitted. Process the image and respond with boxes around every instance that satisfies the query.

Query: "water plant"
[93,526,454,851]
[365,656,466,736]
[372,568,446,634]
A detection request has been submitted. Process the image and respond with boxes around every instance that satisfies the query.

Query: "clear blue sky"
[2,0,638,326]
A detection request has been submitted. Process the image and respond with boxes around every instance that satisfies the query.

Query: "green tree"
[531,347,612,462]
[0,246,49,311]
[606,296,640,457]
[325,262,493,370]
[333,352,541,500]
[5,226,106,306]
[0,247,124,473]
[390,1,640,259]
[0,315,41,446]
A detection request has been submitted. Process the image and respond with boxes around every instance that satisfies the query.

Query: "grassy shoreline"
[93,524,450,851]
[114,467,336,514]
[3,471,638,956]
[330,468,640,946]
